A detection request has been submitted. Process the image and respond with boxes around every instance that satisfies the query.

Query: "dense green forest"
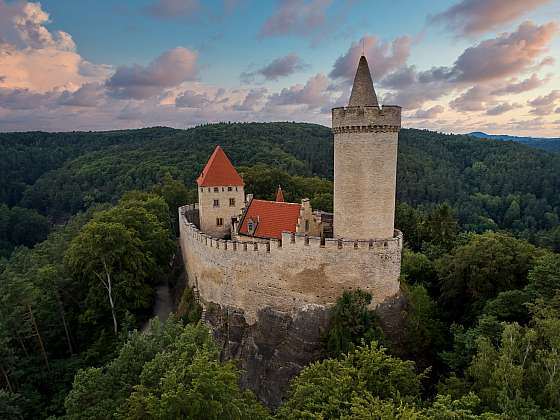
[1,122,560,418]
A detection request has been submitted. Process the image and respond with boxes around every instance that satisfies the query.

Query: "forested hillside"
[2,123,560,418]
[2,123,560,257]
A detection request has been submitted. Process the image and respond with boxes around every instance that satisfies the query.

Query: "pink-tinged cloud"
[413,105,445,119]
[486,102,521,116]
[106,47,198,100]
[382,21,558,110]
[450,86,491,112]
[233,88,267,111]
[330,35,411,82]
[259,0,331,38]
[145,0,200,19]
[451,21,558,82]
[0,1,111,93]
[267,73,330,109]
[241,53,308,83]
[175,90,210,108]
[491,74,550,95]
[430,0,552,35]
[57,83,105,107]
[528,90,560,115]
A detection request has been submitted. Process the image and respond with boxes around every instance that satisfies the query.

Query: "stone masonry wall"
[198,185,245,238]
[179,205,402,325]
[332,105,401,240]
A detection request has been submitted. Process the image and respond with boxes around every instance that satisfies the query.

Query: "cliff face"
[204,303,330,408]
[202,293,406,409]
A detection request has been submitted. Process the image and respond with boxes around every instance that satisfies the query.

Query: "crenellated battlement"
[179,205,402,324]
[180,205,402,255]
[332,105,401,132]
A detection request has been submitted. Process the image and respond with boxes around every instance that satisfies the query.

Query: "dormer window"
[247,218,257,235]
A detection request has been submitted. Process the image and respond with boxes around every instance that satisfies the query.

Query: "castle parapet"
[332,105,401,133]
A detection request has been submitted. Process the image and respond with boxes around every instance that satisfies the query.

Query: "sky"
[0,0,559,136]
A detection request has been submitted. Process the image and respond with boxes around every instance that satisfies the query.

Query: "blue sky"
[0,0,559,135]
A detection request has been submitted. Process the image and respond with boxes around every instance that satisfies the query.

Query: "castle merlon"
[348,55,378,108]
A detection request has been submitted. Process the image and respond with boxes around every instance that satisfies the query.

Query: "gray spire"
[348,55,378,107]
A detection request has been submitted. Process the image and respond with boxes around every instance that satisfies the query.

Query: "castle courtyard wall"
[179,205,402,324]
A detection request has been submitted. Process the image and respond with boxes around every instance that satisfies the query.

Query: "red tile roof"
[197,146,244,187]
[238,199,301,240]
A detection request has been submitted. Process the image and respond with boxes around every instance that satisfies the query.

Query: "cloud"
[491,73,550,95]
[381,21,558,110]
[0,87,54,110]
[57,83,104,107]
[486,102,521,116]
[259,0,331,39]
[430,0,552,36]
[106,47,198,100]
[330,35,411,82]
[241,53,308,82]
[528,90,560,115]
[175,90,209,108]
[145,0,200,19]
[450,21,558,83]
[0,1,111,93]
[413,105,444,119]
[233,88,267,111]
[267,73,330,109]
[450,86,491,112]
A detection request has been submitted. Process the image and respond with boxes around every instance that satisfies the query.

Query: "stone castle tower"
[332,55,401,239]
[196,146,245,238]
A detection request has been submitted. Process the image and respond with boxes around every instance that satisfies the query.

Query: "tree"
[437,232,541,324]
[322,290,383,358]
[65,221,150,334]
[278,341,424,419]
[64,319,269,420]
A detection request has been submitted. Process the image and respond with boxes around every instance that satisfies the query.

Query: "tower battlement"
[332,105,401,132]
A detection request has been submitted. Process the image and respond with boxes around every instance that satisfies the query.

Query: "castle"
[179,55,403,325]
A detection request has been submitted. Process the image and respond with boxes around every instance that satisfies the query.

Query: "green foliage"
[177,287,203,325]
[278,341,424,419]
[64,318,269,420]
[322,290,383,358]
[437,232,542,324]
[0,204,49,257]
[400,284,447,372]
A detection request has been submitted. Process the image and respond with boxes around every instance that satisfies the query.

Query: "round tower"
[332,55,401,240]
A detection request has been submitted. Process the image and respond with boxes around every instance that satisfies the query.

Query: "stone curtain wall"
[179,205,402,324]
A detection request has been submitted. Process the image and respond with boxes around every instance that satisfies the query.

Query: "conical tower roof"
[348,55,378,107]
[197,145,244,187]
[275,185,285,202]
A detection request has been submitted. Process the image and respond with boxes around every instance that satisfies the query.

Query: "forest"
[1,122,560,419]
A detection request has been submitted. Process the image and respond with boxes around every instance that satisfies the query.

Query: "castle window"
[229,198,236,207]
[305,220,310,231]
[200,188,203,192]
[222,187,225,191]
[207,188,210,192]
[228,186,232,191]
[213,199,219,207]
[214,187,219,192]
[235,186,238,191]
[216,218,223,226]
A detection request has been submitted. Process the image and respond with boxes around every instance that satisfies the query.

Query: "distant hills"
[468,131,560,153]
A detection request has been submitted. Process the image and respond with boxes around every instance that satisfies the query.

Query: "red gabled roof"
[197,146,244,187]
[238,199,301,240]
